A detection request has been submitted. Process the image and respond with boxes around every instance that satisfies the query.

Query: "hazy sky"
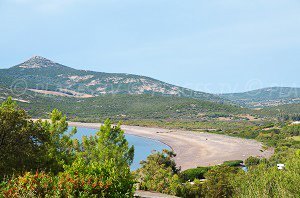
[0,0,299,93]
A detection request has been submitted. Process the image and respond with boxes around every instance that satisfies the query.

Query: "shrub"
[177,179,203,198]
[223,160,243,167]
[0,172,56,197]
[0,162,135,198]
[202,165,236,198]
[180,167,211,181]
[245,156,261,167]
[56,157,135,197]
[135,150,181,195]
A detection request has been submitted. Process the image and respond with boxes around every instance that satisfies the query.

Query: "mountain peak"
[16,56,60,69]
[29,55,51,61]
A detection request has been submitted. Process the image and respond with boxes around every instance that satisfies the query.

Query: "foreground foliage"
[232,151,300,198]
[1,97,300,197]
[0,98,135,197]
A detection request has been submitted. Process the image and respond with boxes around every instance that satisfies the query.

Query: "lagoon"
[69,127,170,170]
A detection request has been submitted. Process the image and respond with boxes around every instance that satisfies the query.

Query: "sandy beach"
[68,121,273,170]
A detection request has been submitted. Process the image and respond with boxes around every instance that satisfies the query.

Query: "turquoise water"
[69,127,170,170]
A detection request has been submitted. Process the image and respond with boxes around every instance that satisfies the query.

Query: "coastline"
[68,121,274,170]
[67,121,175,152]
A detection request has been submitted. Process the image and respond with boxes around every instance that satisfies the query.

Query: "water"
[69,127,170,170]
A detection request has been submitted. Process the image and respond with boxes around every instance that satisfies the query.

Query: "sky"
[0,0,299,93]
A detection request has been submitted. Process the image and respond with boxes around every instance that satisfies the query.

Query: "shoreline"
[67,122,175,152]
[68,121,274,170]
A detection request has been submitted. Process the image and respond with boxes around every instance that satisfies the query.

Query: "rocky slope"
[0,56,223,102]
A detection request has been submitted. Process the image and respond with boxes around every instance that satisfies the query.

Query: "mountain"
[0,56,224,102]
[220,87,300,108]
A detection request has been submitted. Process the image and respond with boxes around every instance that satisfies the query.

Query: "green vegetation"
[135,150,182,196]
[1,96,300,197]
[0,86,246,121]
[232,151,300,197]
[222,160,243,167]
[0,97,49,179]
[133,111,300,197]
[0,98,135,197]
[179,160,242,182]
[135,140,300,198]
[202,165,237,198]
[259,103,300,117]
[291,136,300,141]
[180,167,211,181]
[245,156,262,167]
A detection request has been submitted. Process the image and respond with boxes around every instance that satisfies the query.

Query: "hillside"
[259,103,300,118]
[0,56,224,102]
[220,87,300,108]
[0,87,244,121]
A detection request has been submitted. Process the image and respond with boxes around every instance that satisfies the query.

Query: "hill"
[259,103,300,119]
[0,87,244,121]
[0,56,224,102]
[220,87,300,108]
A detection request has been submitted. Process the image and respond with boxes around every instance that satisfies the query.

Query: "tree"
[80,119,134,168]
[0,97,48,179]
[60,118,136,197]
[0,98,78,179]
[202,165,236,198]
[135,150,181,195]
[41,108,78,173]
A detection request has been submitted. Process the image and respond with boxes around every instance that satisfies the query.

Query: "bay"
[69,127,170,170]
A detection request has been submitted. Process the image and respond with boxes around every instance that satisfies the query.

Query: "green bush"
[245,156,261,167]
[57,157,135,197]
[177,179,203,198]
[0,163,135,198]
[223,160,243,167]
[180,167,211,181]
[0,172,56,197]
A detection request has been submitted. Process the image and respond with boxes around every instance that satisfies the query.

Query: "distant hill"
[0,56,224,102]
[220,87,300,108]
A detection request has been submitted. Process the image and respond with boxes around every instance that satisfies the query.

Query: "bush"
[0,172,56,197]
[177,179,203,198]
[202,165,236,198]
[223,160,243,167]
[56,157,135,197]
[0,162,135,198]
[245,156,261,167]
[180,167,211,181]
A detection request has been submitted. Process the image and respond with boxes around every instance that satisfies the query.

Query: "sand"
[68,122,274,170]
